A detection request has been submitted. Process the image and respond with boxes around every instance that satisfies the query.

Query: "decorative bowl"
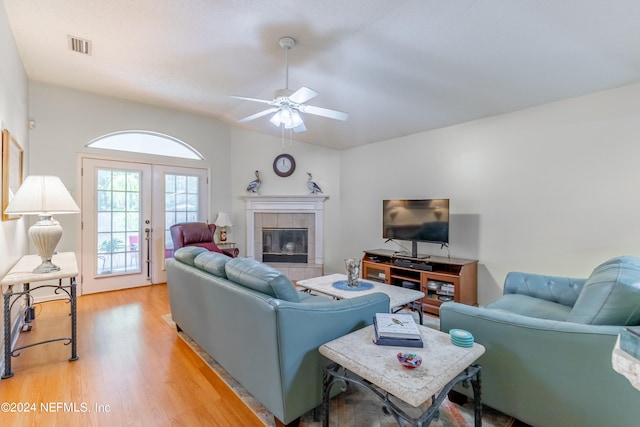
[396,352,422,369]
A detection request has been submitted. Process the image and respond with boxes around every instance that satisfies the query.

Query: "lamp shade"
[4,175,80,215]
[4,175,80,273]
[214,212,233,228]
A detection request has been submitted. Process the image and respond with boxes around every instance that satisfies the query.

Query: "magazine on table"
[373,313,424,347]
[374,312,421,339]
[373,313,424,348]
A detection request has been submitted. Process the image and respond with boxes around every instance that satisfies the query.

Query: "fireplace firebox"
[262,228,308,263]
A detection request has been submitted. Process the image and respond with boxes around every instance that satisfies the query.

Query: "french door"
[81,157,208,294]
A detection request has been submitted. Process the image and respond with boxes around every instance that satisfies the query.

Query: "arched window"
[86,130,204,160]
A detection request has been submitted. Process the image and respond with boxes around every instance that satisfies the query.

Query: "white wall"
[229,127,342,269]
[27,83,344,275]
[340,82,640,305]
[0,3,29,272]
[28,82,233,254]
[31,80,640,307]
[0,1,29,373]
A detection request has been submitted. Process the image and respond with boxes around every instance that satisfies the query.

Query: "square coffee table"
[319,324,485,426]
[296,273,425,323]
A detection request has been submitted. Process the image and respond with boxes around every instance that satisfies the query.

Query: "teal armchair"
[440,256,640,427]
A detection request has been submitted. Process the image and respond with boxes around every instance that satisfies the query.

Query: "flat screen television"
[382,199,449,258]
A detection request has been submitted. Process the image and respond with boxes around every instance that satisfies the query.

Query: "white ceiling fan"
[232,36,349,133]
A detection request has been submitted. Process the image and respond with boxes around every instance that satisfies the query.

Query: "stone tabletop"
[612,335,640,391]
[319,324,485,407]
[297,273,425,309]
[0,252,78,286]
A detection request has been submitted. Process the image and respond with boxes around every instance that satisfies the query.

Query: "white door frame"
[77,153,209,295]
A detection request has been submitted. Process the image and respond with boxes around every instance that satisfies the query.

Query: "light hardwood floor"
[1,284,265,427]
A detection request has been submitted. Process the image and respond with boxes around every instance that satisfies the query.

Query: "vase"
[345,258,361,287]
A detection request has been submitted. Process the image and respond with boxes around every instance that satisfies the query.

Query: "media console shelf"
[362,249,478,316]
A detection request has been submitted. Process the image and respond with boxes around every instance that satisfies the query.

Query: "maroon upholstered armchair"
[169,222,239,258]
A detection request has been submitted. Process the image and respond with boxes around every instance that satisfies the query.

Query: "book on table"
[373,312,424,348]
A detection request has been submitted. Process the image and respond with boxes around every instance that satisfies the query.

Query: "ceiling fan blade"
[230,95,273,105]
[298,104,349,121]
[238,107,280,123]
[289,87,318,104]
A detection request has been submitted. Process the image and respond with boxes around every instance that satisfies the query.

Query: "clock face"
[273,153,296,177]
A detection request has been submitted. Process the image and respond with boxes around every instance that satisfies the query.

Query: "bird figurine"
[306,172,322,194]
[246,170,262,194]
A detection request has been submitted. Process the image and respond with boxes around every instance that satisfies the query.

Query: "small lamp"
[214,212,233,243]
[4,175,80,273]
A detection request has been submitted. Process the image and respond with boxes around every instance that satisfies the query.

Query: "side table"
[319,324,485,426]
[2,252,79,379]
[612,335,640,391]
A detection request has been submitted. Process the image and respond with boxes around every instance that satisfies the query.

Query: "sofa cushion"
[194,251,231,278]
[225,257,301,302]
[174,246,208,266]
[486,294,572,321]
[567,256,640,325]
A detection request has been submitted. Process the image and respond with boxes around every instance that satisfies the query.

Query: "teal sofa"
[166,247,390,426]
[440,256,640,427]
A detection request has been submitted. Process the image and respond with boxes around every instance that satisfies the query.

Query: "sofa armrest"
[440,302,639,427]
[276,292,390,341]
[271,293,390,421]
[221,247,239,258]
[503,271,586,306]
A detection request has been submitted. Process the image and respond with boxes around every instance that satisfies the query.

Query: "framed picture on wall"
[2,129,24,221]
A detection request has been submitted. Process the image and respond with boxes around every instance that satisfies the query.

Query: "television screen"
[382,199,449,244]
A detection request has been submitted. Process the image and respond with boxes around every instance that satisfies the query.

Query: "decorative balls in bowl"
[397,352,422,369]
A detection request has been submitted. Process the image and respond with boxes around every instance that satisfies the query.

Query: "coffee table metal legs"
[322,362,482,427]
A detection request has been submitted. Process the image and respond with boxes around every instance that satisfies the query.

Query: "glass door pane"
[164,173,201,259]
[96,169,141,275]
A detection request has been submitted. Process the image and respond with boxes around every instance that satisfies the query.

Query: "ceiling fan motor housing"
[274,88,296,103]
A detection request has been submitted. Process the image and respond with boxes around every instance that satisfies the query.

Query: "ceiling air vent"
[68,36,92,55]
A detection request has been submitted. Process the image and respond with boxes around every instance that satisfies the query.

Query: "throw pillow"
[174,246,208,266]
[194,251,231,278]
[567,256,640,325]
[225,257,301,302]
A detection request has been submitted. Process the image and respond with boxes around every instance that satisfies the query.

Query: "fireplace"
[262,228,308,263]
[243,195,328,281]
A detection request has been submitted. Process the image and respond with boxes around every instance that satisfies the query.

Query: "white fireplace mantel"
[243,195,328,265]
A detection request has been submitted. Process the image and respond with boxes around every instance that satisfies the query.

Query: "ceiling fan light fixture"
[270,107,303,129]
[233,35,347,132]
[269,110,283,127]
[289,110,304,129]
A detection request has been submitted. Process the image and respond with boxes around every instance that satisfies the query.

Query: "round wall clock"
[273,153,296,177]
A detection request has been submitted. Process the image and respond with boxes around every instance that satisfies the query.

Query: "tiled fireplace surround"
[243,195,327,281]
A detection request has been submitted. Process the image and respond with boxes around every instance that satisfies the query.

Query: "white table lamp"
[214,212,233,243]
[4,175,80,273]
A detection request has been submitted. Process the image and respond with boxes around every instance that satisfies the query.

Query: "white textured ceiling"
[5,0,640,149]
